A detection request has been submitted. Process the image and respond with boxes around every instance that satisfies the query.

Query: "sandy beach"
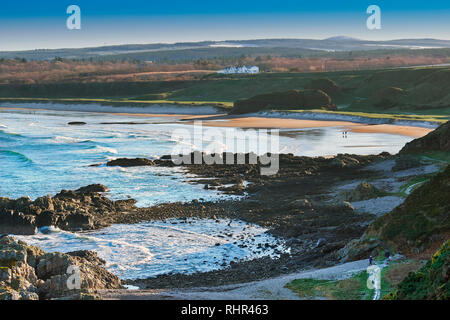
[346,124,433,138]
[1,105,433,138]
[183,115,433,138]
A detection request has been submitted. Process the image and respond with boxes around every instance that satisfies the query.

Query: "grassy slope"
[383,241,450,300]
[400,121,450,153]
[365,165,450,256]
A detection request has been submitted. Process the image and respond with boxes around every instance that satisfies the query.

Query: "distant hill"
[325,36,361,41]
[2,38,450,61]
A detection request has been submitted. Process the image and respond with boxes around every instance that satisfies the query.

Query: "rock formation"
[0,236,121,300]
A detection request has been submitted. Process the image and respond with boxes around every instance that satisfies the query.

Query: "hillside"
[384,240,450,300]
[349,68,450,112]
[2,38,450,61]
[400,120,450,154]
[364,165,450,256]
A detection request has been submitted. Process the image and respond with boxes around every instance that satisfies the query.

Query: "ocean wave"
[52,136,89,144]
[0,129,23,138]
[0,150,33,163]
[35,226,154,268]
[85,145,119,154]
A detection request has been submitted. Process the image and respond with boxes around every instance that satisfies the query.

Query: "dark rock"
[76,184,108,194]
[343,182,381,201]
[106,158,155,167]
[0,184,136,234]
[392,155,423,171]
[33,195,54,211]
[68,122,87,126]
[0,210,37,235]
[35,210,58,228]
[67,250,106,266]
[60,213,94,230]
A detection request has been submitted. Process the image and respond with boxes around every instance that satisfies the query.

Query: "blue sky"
[0,1,449,50]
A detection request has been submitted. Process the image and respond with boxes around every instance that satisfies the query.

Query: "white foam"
[16,218,288,280]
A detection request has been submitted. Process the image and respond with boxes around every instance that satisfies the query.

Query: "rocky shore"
[0,236,121,300]
[1,141,446,292]
[1,151,399,289]
[0,184,137,235]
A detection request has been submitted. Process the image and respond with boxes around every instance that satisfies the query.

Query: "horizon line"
[2,36,450,53]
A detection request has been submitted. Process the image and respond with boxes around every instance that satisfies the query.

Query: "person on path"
[384,250,391,266]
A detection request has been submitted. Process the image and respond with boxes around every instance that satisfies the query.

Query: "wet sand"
[346,124,433,138]
[184,116,360,129]
[184,116,433,138]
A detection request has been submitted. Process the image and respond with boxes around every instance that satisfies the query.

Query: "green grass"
[285,259,420,300]
[0,97,233,110]
[285,270,394,300]
[285,275,370,300]
[420,151,450,163]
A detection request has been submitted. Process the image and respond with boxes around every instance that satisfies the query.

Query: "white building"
[217,65,259,74]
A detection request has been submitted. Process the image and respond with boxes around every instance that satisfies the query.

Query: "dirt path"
[101,259,370,300]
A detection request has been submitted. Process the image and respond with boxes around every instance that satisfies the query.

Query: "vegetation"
[286,274,373,300]
[383,241,450,300]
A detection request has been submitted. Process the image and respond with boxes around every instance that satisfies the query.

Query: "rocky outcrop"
[0,236,121,300]
[342,182,381,202]
[392,154,423,171]
[106,158,155,167]
[0,184,136,235]
[400,120,450,154]
[231,89,337,114]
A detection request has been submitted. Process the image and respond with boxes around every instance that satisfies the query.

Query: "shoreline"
[184,116,432,138]
[244,110,444,128]
[0,102,436,138]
